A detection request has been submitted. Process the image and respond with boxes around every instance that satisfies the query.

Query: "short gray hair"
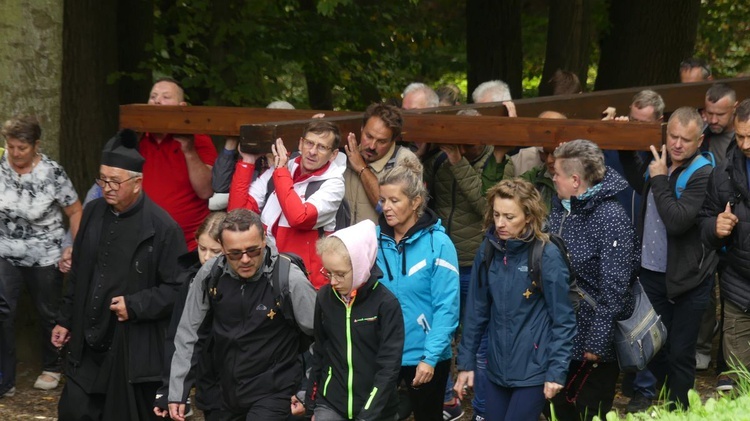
[266,100,295,109]
[402,83,439,108]
[631,90,665,120]
[706,83,736,104]
[668,107,704,132]
[472,80,511,103]
[553,139,606,187]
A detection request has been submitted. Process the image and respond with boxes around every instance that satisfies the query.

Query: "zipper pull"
[503,255,507,265]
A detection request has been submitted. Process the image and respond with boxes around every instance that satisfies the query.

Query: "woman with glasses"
[375,156,460,420]
[304,220,404,420]
[0,115,82,395]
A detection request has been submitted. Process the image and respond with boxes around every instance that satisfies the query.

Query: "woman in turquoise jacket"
[376,156,460,421]
[455,179,577,421]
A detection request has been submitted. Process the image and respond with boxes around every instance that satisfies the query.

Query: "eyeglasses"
[225,247,263,261]
[301,138,333,153]
[320,267,352,281]
[95,176,139,191]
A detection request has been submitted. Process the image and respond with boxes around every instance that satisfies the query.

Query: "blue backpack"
[645,151,715,198]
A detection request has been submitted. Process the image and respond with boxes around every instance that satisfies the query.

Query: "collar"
[110,193,145,217]
[369,142,397,173]
[292,156,332,182]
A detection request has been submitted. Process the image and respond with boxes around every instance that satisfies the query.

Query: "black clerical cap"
[101,129,144,172]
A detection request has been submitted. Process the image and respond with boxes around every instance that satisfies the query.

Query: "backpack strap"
[205,257,225,303]
[273,253,295,325]
[527,238,545,293]
[675,152,714,199]
[478,238,495,289]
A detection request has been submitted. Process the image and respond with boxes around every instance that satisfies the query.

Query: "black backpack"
[479,233,587,312]
[205,252,314,351]
[264,177,351,234]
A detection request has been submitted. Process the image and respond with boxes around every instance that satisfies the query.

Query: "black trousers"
[549,360,620,421]
[398,359,451,421]
[58,377,161,421]
[220,391,292,421]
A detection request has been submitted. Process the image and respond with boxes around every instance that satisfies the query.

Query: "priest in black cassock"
[52,129,187,420]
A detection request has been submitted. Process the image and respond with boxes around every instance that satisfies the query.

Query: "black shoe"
[625,393,652,413]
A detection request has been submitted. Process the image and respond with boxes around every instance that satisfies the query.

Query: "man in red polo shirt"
[139,78,218,250]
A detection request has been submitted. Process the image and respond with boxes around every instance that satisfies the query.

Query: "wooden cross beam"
[239,114,663,151]
[118,77,750,151]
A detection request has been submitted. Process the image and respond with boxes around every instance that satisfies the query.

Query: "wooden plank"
[118,104,358,136]
[421,76,750,118]
[119,77,748,150]
[242,114,663,151]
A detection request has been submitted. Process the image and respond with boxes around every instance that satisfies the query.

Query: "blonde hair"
[316,236,351,266]
[378,156,427,217]
[195,211,227,242]
[483,178,549,242]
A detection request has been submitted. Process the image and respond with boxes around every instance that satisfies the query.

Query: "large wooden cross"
[120,77,750,151]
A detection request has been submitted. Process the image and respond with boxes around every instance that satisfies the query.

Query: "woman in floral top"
[0,115,82,395]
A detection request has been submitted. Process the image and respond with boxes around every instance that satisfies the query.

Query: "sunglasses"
[225,247,263,260]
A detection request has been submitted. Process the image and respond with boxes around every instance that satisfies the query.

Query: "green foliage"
[695,0,750,77]
[141,0,466,110]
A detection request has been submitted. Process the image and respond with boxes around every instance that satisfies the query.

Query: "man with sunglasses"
[228,120,346,289]
[53,129,187,420]
[166,208,316,421]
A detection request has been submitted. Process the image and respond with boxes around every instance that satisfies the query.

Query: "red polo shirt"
[139,133,218,250]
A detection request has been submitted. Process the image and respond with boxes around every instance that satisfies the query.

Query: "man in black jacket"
[699,99,750,391]
[166,208,316,421]
[52,130,187,420]
[619,107,718,410]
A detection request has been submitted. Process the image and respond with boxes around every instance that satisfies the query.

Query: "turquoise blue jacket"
[376,209,460,367]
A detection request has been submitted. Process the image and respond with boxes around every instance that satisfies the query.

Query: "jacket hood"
[565,166,630,212]
[331,220,378,297]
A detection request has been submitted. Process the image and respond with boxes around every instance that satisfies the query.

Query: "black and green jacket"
[306,266,404,420]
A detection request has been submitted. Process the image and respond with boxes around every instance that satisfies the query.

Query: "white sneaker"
[2,387,16,397]
[696,353,711,371]
[34,371,61,390]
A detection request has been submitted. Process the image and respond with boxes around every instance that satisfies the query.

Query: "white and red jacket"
[228,154,346,289]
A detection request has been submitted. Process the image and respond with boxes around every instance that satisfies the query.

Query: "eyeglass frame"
[319,266,353,281]
[224,247,263,261]
[94,176,140,191]
[300,137,334,153]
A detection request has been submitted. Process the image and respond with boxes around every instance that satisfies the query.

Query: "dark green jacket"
[425,146,493,266]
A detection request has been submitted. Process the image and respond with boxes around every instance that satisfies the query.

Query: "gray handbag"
[613,280,668,372]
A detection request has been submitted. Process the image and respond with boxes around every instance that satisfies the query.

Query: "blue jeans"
[642,268,712,409]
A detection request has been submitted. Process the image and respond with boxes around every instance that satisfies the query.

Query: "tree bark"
[595,0,701,90]
[117,0,153,105]
[60,0,119,194]
[466,0,524,100]
[538,0,592,96]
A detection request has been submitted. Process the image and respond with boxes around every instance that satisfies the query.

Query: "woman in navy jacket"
[547,140,638,421]
[455,178,576,421]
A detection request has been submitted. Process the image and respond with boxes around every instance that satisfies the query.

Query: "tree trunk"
[538,0,592,96]
[595,0,701,90]
[466,0,523,100]
[117,0,153,105]
[60,0,120,194]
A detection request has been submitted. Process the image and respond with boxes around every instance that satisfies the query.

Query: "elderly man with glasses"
[228,120,346,289]
[53,129,187,420]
